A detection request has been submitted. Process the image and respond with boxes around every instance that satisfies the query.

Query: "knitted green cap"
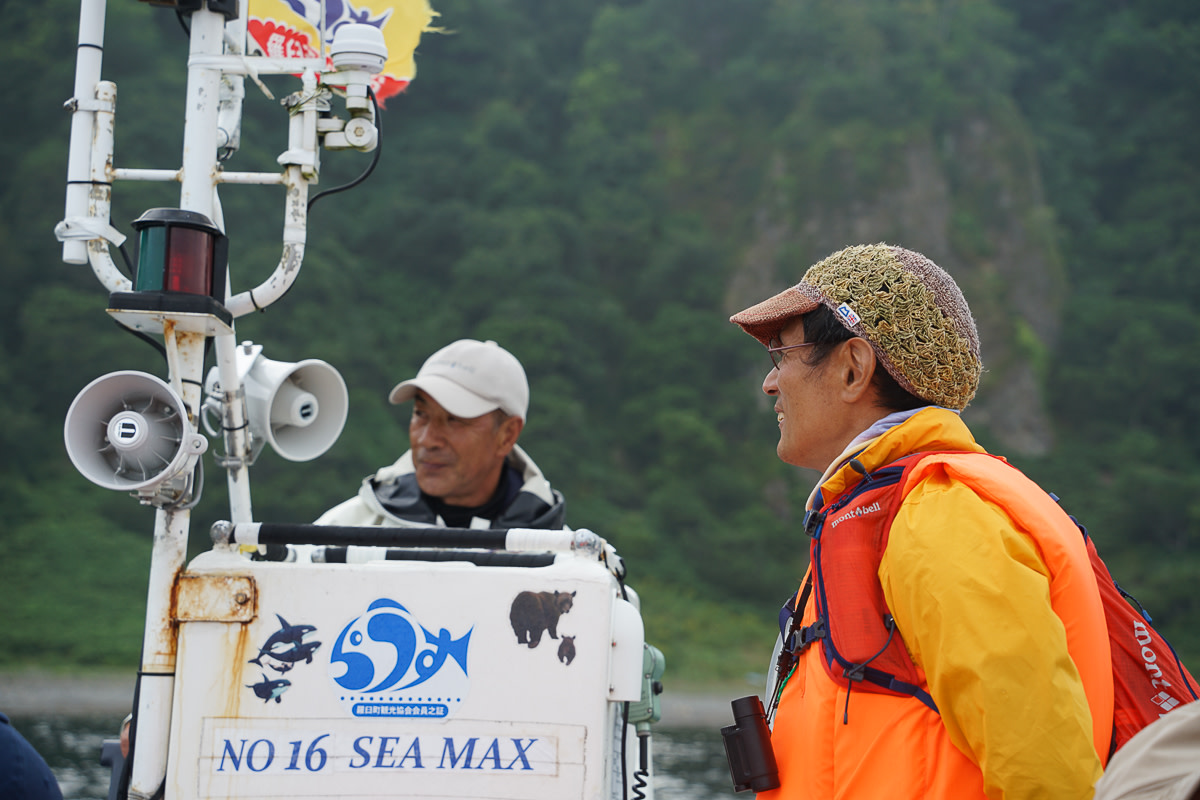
[730,243,982,409]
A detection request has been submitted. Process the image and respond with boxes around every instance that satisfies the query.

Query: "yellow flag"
[247,0,438,104]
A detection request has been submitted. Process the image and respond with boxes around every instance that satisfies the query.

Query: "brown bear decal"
[509,590,575,648]
[557,635,576,665]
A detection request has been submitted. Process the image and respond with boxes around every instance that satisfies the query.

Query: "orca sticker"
[249,614,322,673]
[247,674,292,704]
[245,614,322,704]
[329,599,472,720]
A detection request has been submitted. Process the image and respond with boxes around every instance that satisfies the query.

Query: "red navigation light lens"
[164,226,214,295]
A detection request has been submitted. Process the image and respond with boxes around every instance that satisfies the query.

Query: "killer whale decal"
[249,614,323,670]
[248,674,292,703]
[245,614,321,704]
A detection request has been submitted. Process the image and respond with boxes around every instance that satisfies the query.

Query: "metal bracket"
[54,217,127,247]
[173,574,257,622]
[63,95,116,114]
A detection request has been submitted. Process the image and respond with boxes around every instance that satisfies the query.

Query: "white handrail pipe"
[61,0,106,265]
[225,165,309,318]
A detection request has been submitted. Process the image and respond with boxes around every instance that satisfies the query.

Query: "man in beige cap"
[1094,700,1200,800]
[317,339,564,529]
[729,244,1112,799]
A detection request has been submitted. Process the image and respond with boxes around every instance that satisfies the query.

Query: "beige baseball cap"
[389,339,529,421]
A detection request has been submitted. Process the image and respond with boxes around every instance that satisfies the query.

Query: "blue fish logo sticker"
[330,599,472,700]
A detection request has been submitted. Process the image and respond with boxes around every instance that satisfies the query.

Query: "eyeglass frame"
[766,339,817,369]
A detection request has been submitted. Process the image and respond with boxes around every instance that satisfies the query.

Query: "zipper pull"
[848,458,872,482]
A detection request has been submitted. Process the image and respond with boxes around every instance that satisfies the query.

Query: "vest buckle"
[786,618,826,653]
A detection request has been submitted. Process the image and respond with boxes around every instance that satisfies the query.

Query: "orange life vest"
[763,450,1114,799]
[781,450,1197,753]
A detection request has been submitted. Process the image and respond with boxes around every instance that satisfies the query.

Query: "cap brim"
[388,375,500,418]
[729,285,820,345]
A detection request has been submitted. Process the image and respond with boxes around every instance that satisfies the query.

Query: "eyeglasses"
[766,340,816,369]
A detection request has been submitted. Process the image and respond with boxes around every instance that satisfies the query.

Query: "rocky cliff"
[724,104,1063,456]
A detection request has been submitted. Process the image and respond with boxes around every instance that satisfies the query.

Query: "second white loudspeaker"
[207,344,348,462]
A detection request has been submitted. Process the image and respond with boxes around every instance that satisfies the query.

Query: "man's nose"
[762,367,780,395]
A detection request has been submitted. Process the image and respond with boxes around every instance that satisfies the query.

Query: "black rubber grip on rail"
[319,547,556,568]
[253,523,512,549]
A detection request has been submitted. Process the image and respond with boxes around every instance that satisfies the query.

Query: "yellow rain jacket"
[763,407,1113,800]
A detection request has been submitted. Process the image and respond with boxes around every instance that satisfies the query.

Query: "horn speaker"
[206,346,348,462]
[64,370,207,493]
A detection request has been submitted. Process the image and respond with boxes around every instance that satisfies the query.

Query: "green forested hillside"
[0,0,1197,683]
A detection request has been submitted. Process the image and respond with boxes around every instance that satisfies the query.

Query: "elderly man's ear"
[837,338,879,403]
[498,415,523,454]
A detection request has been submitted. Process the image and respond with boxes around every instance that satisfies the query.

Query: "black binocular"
[721,694,780,793]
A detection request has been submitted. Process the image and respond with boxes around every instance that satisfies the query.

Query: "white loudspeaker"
[211,346,348,462]
[64,371,208,494]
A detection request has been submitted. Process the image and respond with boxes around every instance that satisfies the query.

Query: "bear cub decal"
[509,590,575,648]
[557,635,576,666]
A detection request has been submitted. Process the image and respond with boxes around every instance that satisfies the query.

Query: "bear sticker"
[557,635,576,666]
[509,590,575,648]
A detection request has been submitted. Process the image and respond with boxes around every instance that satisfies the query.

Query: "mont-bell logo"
[829,501,882,529]
[1151,691,1180,712]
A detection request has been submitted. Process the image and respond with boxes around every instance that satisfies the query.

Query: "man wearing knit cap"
[730,244,1112,799]
[317,339,565,529]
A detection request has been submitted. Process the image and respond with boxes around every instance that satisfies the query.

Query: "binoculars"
[721,695,780,793]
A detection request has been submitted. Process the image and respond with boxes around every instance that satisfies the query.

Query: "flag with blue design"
[248,0,438,104]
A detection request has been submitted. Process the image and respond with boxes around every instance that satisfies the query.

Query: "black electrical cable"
[112,319,168,364]
[631,734,650,800]
[110,241,171,362]
[621,701,630,800]
[117,241,135,280]
[307,87,383,211]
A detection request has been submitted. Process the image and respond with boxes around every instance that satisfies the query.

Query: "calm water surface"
[12,714,739,800]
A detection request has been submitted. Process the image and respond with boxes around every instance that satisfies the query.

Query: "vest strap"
[779,578,821,653]
[790,620,826,652]
[858,665,939,713]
